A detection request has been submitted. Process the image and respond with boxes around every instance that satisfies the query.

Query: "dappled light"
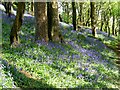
[1,1,120,89]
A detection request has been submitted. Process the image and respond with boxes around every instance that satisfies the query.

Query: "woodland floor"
[0,10,120,89]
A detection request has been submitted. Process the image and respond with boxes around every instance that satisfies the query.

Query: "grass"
[1,14,120,88]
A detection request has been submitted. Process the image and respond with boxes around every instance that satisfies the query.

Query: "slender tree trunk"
[31,2,34,15]
[66,2,69,24]
[86,8,90,26]
[72,1,76,31]
[34,2,48,42]
[4,2,12,17]
[90,1,96,37]
[47,2,52,41]
[10,2,25,47]
[59,14,63,22]
[107,17,110,37]
[100,11,104,31]
[79,2,83,25]
[118,2,120,36]
[112,14,115,35]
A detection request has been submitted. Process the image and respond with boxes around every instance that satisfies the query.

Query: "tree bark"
[72,1,76,31]
[10,2,25,46]
[66,2,69,24]
[51,0,61,42]
[4,2,12,17]
[90,1,97,37]
[34,2,48,42]
[100,11,104,31]
[112,14,115,35]
[86,8,90,26]
[47,1,63,43]
[79,2,83,24]
[47,2,52,41]
[30,1,34,15]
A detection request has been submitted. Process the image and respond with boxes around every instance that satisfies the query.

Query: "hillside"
[1,10,120,89]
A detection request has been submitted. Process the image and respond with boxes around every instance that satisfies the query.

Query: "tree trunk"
[51,0,61,42]
[90,1,97,37]
[118,2,120,36]
[79,2,83,25]
[112,14,115,35]
[10,2,25,47]
[59,14,63,22]
[104,13,107,33]
[30,2,34,15]
[72,1,76,31]
[66,2,69,24]
[34,2,48,42]
[47,2,52,41]
[47,1,63,43]
[100,11,104,31]
[4,2,12,17]
[86,8,90,26]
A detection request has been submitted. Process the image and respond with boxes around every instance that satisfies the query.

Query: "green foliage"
[2,9,120,88]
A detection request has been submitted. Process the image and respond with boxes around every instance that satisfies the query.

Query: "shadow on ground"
[1,59,55,88]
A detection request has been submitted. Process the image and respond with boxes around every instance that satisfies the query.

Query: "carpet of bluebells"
[1,10,120,88]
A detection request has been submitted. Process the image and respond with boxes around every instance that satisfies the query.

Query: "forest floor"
[1,10,120,89]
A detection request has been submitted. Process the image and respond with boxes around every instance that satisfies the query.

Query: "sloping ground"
[1,10,120,88]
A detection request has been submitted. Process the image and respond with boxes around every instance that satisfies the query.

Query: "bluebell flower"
[77,74,83,79]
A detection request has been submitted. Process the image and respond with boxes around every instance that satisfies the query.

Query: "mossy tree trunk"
[48,0,61,42]
[34,2,48,42]
[10,2,25,47]
[90,1,97,37]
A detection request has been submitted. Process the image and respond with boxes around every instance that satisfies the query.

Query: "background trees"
[4,1,119,46]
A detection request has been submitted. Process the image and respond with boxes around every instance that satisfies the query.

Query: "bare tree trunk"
[30,2,34,15]
[48,1,63,43]
[10,2,25,47]
[59,14,63,22]
[72,1,76,31]
[4,2,12,17]
[51,0,61,42]
[79,2,83,24]
[90,1,97,37]
[86,8,90,26]
[112,14,115,35]
[34,2,48,42]
[66,3,69,24]
[47,2,52,41]
[100,11,104,31]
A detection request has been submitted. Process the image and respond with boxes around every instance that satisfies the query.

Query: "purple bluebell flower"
[77,74,83,79]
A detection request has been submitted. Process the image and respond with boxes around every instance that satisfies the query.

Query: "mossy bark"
[10,2,25,47]
[48,0,62,42]
[34,2,48,42]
